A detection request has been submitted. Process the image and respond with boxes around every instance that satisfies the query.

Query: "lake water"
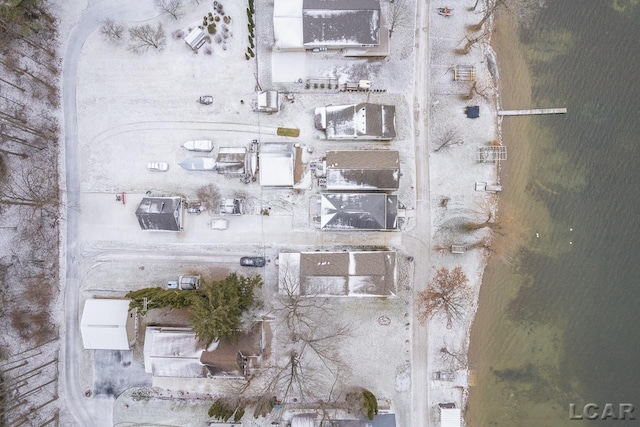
[467,1,640,425]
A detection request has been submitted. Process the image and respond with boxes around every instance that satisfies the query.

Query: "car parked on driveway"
[147,161,169,172]
[240,256,266,267]
[178,275,201,290]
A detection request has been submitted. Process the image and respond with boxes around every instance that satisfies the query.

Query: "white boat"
[178,158,217,171]
[182,140,214,152]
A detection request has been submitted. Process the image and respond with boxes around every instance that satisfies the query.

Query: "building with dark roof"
[135,197,183,231]
[314,103,396,140]
[302,0,380,47]
[320,193,398,231]
[324,150,400,191]
[278,251,397,296]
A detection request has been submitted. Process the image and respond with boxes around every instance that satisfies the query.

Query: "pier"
[498,108,567,116]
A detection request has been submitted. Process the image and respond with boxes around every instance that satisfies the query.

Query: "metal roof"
[80,299,133,350]
[302,0,380,46]
[320,193,398,230]
[135,197,183,231]
[318,104,396,140]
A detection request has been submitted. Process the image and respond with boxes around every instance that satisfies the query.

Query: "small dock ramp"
[498,108,567,116]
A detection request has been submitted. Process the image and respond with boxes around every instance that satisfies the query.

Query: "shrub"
[214,15,220,22]
[223,15,231,24]
[207,23,216,34]
[204,46,213,55]
[245,53,250,60]
[247,46,254,57]
[320,83,325,89]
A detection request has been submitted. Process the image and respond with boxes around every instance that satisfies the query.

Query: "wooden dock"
[498,108,567,116]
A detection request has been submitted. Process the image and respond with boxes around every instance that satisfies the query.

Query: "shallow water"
[467,1,640,425]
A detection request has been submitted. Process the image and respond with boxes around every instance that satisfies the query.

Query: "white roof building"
[440,407,461,427]
[80,299,136,350]
[184,27,206,51]
[259,143,295,187]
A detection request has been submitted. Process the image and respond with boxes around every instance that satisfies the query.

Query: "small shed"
[255,90,280,113]
[80,299,136,350]
[466,105,480,118]
[184,27,206,51]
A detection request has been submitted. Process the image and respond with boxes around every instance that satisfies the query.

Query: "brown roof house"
[323,150,400,191]
[278,251,397,296]
[314,103,396,140]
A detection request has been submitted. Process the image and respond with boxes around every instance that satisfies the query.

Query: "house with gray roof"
[273,0,388,54]
[324,150,400,191]
[303,0,380,47]
[315,103,396,140]
[320,193,398,231]
[135,197,183,231]
[278,250,397,296]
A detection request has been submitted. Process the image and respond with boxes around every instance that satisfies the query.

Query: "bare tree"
[471,0,538,31]
[100,18,125,42]
[457,30,490,55]
[387,0,411,38]
[128,23,167,53]
[196,183,221,211]
[438,339,468,369]
[0,163,58,209]
[154,0,183,20]
[417,266,471,328]
[434,128,464,152]
[238,260,352,407]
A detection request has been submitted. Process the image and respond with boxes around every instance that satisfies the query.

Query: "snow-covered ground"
[59,0,503,424]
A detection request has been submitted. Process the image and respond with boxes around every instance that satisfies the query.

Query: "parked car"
[147,161,169,172]
[240,256,266,267]
[178,275,201,290]
[198,95,213,105]
[211,218,228,230]
[167,280,179,290]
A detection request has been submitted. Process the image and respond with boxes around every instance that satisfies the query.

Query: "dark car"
[240,256,266,267]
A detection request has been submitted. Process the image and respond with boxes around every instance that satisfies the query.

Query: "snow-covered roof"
[278,251,397,296]
[257,90,280,112]
[315,103,396,140]
[274,0,304,49]
[325,150,400,190]
[320,193,398,230]
[440,408,461,427]
[259,143,294,186]
[135,197,183,231]
[143,327,207,378]
[184,27,206,50]
[302,0,380,47]
[80,299,134,350]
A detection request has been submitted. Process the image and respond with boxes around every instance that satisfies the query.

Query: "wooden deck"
[498,108,567,116]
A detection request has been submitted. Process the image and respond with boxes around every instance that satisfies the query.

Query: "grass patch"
[276,127,300,137]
